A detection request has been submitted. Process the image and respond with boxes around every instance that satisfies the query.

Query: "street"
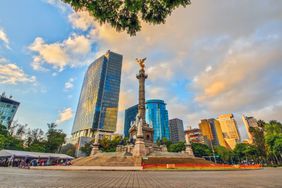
[0,167,281,188]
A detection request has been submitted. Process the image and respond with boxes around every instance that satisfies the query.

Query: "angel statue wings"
[136,58,146,70]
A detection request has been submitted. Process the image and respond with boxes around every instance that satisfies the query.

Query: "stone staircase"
[72,152,140,166]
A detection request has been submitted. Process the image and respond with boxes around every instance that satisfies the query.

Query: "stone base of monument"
[90,144,100,156]
[71,151,212,167]
[71,152,142,167]
[132,139,147,157]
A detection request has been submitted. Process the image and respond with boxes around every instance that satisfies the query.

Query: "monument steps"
[72,154,139,166]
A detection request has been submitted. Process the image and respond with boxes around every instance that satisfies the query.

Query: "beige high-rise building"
[199,119,227,148]
[242,115,258,144]
[217,114,240,150]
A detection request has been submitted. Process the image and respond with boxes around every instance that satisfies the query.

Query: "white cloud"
[0,57,36,85]
[45,0,68,12]
[68,11,95,31]
[29,34,93,71]
[64,78,74,90]
[205,66,212,72]
[0,28,10,49]
[56,107,73,124]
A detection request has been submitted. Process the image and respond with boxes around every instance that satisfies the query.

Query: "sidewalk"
[30,166,143,171]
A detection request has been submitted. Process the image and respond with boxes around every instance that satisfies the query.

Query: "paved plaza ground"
[0,167,281,188]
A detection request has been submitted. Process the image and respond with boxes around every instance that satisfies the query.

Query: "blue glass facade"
[72,51,123,134]
[123,104,138,138]
[145,99,170,142]
[0,95,20,128]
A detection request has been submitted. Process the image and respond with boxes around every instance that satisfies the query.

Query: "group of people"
[0,157,71,168]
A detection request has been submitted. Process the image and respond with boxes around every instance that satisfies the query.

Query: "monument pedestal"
[91,144,100,155]
[133,138,146,157]
[184,143,194,157]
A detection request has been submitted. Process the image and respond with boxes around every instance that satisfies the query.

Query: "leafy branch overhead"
[63,0,191,35]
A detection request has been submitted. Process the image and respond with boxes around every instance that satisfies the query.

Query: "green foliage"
[0,134,7,150]
[0,122,69,155]
[100,136,123,152]
[2,135,24,150]
[264,120,282,164]
[80,140,93,156]
[0,124,24,150]
[61,143,76,157]
[62,0,191,35]
[168,141,185,152]
[234,143,259,160]
[27,143,46,152]
[249,120,267,158]
[0,124,9,136]
[214,146,234,163]
[191,143,212,157]
[45,123,66,153]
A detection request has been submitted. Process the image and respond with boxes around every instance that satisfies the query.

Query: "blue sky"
[0,0,281,139]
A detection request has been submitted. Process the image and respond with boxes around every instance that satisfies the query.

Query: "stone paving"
[0,167,281,188]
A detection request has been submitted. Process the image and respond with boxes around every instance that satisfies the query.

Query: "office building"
[146,99,170,142]
[199,119,227,148]
[0,93,20,128]
[185,127,204,144]
[217,114,240,149]
[123,104,138,138]
[71,51,123,143]
[169,118,185,143]
[242,115,258,144]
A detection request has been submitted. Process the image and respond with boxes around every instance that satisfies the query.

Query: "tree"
[80,140,93,156]
[214,146,234,164]
[0,124,8,136]
[264,120,282,164]
[249,120,267,160]
[61,143,76,157]
[0,124,24,150]
[26,128,44,147]
[0,134,7,150]
[8,121,27,139]
[168,141,185,152]
[234,143,259,164]
[191,143,212,158]
[99,136,123,152]
[63,0,191,36]
[45,123,66,153]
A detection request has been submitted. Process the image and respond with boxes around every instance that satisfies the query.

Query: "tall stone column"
[136,69,147,125]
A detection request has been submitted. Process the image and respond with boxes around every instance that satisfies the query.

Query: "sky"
[0,0,281,139]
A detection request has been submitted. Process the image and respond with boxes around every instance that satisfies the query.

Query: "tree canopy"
[63,0,191,35]
[191,143,212,158]
[0,122,66,154]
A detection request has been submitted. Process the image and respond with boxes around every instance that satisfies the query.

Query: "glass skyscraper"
[145,99,170,142]
[124,104,138,138]
[71,51,123,139]
[0,94,20,128]
[124,100,170,142]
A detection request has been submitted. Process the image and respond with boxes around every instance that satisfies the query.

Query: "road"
[0,167,281,188]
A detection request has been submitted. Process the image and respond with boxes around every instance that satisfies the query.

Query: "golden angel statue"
[136,58,146,70]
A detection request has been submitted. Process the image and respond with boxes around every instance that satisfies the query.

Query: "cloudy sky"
[0,0,281,139]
